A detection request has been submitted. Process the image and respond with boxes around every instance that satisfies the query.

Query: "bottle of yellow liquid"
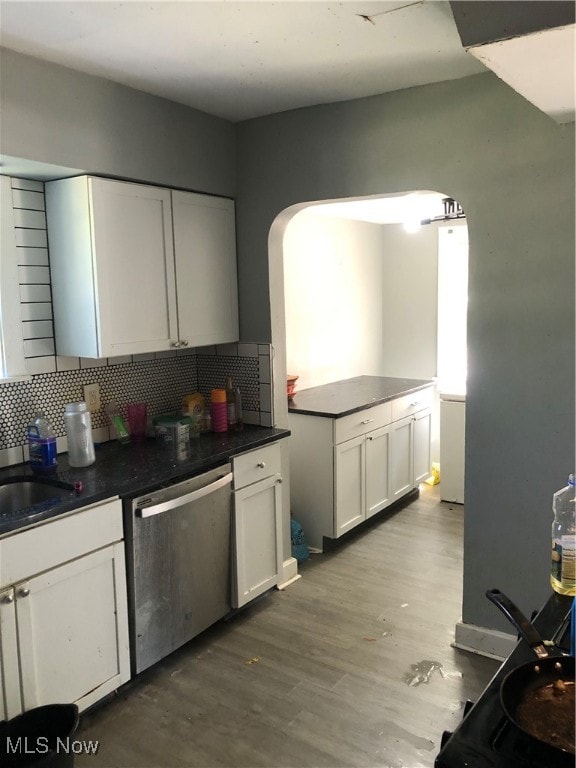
[551,473,576,595]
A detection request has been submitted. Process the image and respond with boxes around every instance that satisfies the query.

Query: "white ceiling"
[0,0,487,122]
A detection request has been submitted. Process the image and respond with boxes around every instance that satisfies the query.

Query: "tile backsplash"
[0,176,274,468]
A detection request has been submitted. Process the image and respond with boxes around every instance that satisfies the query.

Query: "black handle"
[485,588,550,657]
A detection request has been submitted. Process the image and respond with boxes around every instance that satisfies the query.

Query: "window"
[0,175,27,381]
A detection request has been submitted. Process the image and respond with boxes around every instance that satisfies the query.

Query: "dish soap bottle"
[27,412,58,473]
[551,473,576,596]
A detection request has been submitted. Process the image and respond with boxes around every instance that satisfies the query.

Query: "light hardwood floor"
[76,485,499,768]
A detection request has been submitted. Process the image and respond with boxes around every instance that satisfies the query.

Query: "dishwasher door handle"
[136,472,233,518]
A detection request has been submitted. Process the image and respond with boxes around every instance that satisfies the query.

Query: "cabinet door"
[16,544,130,713]
[413,408,432,485]
[233,474,282,608]
[0,588,21,720]
[172,191,239,348]
[391,416,414,500]
[90,178,178,356]
[334,435,365,537]
[365,424,392,518]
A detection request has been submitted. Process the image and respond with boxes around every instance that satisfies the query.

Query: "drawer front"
[0,498,122,588]
[334,402,392,445]
[233,443,282,489]
[391,386,434,422]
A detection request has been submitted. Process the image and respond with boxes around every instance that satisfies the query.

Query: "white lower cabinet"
[232,444,283,608]
[289,387,433,551]
[0,499,130,719]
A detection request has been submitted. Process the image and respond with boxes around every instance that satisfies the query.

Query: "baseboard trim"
[277,556,300,590]
[453,621,516,661]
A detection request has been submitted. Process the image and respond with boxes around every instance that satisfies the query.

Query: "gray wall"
[235,72,575,632]
[0,48,235,197]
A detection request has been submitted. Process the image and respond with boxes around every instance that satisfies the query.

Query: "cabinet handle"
[409,401,420,408]
[276,477,283,483]
[1,593,14,604]
[257,462,266,469]
[17,588,30,598]
[180,340,189,347]
[361,419,374,425]
[171,341,181,348]
[367,436,373,440]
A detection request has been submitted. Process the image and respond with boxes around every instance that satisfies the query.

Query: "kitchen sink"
[0,477,78,518]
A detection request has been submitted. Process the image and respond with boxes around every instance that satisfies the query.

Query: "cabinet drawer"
[233,443,281,490]
[391,387,434,422]
[0,498,122,588]
[334,402,392,445]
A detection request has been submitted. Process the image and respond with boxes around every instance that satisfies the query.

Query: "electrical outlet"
[84,383,101,413]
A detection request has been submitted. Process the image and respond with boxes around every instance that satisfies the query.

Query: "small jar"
[64,401,96,467]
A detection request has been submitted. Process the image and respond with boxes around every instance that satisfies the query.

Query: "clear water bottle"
[27,412,57,472]
[551,473,576,596]
[64,402,96,467]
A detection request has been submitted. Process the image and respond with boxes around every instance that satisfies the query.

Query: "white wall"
[283,211,384,391]
[379,223,439,380]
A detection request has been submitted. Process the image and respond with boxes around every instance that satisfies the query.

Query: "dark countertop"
[0,426,290,537]
[287,375,435,418]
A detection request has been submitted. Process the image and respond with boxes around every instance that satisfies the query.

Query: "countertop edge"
[288,380,434,418]
[0,427,291,538]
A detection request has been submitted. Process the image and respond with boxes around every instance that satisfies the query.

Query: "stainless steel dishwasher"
[123,463,233,675]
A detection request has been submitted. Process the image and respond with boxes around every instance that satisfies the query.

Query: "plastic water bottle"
[64,402,96,467]
[27,412,58,472]
[551,473,576,596]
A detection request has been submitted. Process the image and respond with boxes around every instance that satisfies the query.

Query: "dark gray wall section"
[450,1,575,47]
[235,72,575,632]
[0,48,235,197]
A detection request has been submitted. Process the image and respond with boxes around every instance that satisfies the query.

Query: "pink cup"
[127,402,148,442]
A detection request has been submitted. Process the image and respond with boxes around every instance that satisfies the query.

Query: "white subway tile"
[259,383,272,412]
[216,343,238,356]
[237,343,258,358]
[25,356,56,375]
[15,228,47,248]
[80,357,107,369]
[259,354,271,384]
[22,320,54,340]
[260,412,273,427]
[20,303,53,322]
[18,265,50,284]
[0,445,25,468]
[17,247,49,266]
[24,338,55,358]
[56,356,81,371]
[19,284,51,302]
[14,209,46,229]
[11,178,43,192]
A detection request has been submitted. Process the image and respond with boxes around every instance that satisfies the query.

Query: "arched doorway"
[268,191,468,497]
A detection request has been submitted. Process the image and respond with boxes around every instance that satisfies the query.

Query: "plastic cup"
[127,402,148,442]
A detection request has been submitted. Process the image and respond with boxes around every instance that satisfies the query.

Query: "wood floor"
[76,485,499,768]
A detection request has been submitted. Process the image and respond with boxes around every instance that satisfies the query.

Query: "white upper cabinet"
[172,191,238,348]
[45,176,238,358]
